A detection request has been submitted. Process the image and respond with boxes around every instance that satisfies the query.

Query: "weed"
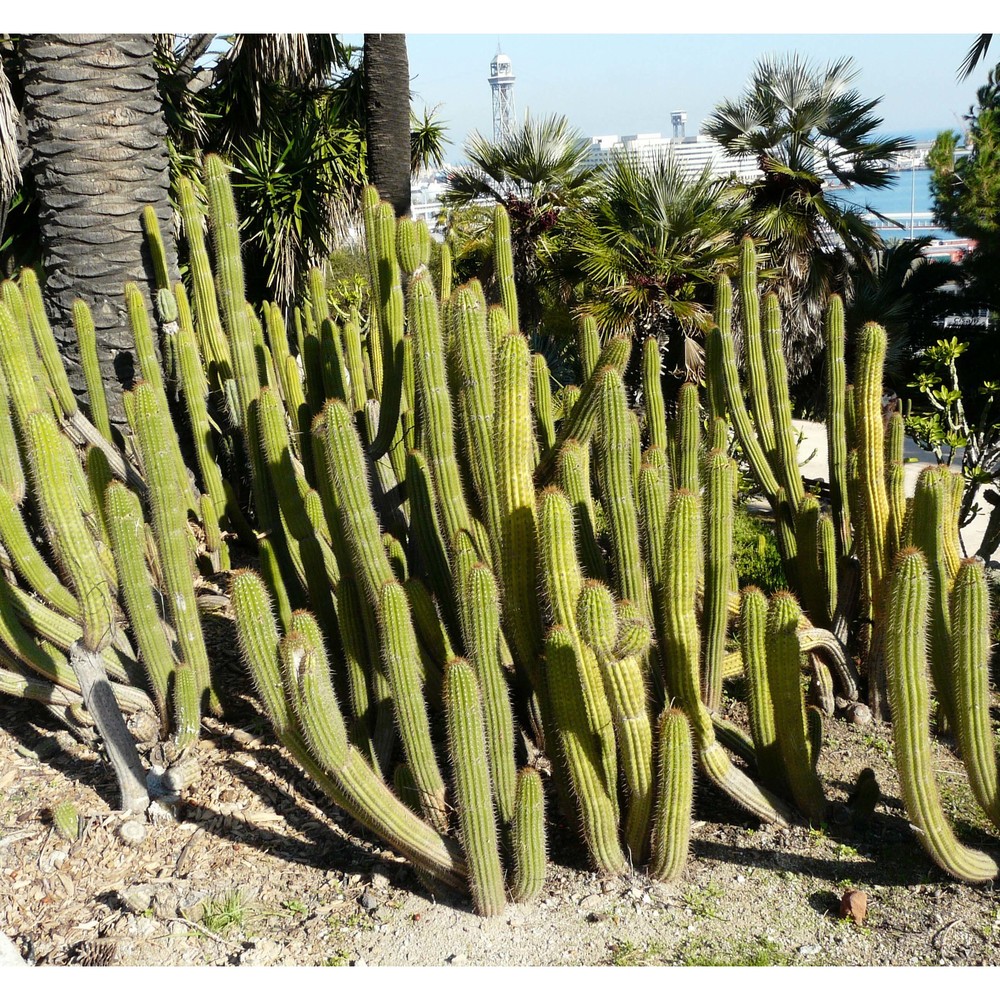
[833,842,860,860]
[606,939,661,966]
[281,899,309,917]
[678,934,794,967]
[324,949,353,966]
[201,891,246,935]
[681,882,724,919]
[862,733,892,758]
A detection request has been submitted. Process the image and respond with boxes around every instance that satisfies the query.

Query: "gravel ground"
[3,674,1000,972]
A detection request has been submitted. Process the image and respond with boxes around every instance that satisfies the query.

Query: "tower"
[489,48,515,144]
[671,111,687,140]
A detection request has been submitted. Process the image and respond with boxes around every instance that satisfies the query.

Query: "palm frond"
[959,34,993,81]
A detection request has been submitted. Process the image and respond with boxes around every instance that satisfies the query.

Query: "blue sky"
[35,4,994,164]
[340,33,990,163]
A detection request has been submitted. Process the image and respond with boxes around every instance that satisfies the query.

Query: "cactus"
[702,448,734,710]
[949,559,1000,831]
[544,624,627,874]
[649,708,693,882]
[444,657,506,916]
[823,295,851,558]
[885,549,997,883]
[127,382,214,725]
[493,204,519,336]
[510,766,546,902]
[765,592,827,824]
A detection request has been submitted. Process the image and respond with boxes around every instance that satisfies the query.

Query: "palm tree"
[705,54,913,385]
[363,34,412,218]
[555,153,747,382]
[445,112,602,335]
[0,55,20,252]
[18,34,178,423]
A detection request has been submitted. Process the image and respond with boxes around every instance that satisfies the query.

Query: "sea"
[828,126,960,243]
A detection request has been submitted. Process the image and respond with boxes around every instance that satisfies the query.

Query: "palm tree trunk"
[363,34,411,218]
[19,34,177,424]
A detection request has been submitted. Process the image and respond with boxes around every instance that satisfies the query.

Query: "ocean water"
[830,168,956,242]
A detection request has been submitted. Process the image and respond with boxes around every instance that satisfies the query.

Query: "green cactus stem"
[855,322,890,626]
[462,561,518,825]
[231,569,466,888]
[532,352,556,458]
[128,382,214,722]
[0,482,80,620]
[950,558,1000,832]
[378,580,449,832]
[649,708,694,882]
[762,292,804,512]
[823,295,851,557]
[885,549,997,883]
[444,657,507,916]
[544,624,627,875]
[675,382,700,495]
[556,439,605,582]
[23,408,115,653]
[510,766,546,902]
[596,367,647,613]
[408,270,474,551]
[909,466,957,729]
[703,448,734,711]
[496,332,544,692]
[493,204,519,336]
[535,336,631,484]
[738,238,778,465]
[577,314,600,383]
[766,591,827,824]
[738,587,785,793]
[642,337,667,451]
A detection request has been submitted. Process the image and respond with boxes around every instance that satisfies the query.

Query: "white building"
[584,131,761,184]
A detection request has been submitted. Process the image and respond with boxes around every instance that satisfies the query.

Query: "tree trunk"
[19,34,178,424]
[363,34,411,218]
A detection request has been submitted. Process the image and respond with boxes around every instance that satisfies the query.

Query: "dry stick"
[68,641,150,814]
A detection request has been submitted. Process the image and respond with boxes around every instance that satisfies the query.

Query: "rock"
[118,819,147,845]
[839,889,868,925]
[447,953,468,965]
[0,930,25,967]
[118,884,155,915]
[358,891,378,913]
[369,872,390,890]
[845,703,873,728]
[238,939,283,966]
[798,943,822,956]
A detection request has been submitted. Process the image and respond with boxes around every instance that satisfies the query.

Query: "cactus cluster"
[3,155,998,911]
[711,238,998,884]
[149,161,853,912]
[0,269,221,747]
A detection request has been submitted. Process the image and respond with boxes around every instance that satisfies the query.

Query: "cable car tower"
[489,47,516,143]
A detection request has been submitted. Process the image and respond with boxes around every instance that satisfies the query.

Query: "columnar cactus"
[885,549,997,883]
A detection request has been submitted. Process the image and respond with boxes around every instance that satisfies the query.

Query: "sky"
[342,33,990,163]
[24,2,996,165]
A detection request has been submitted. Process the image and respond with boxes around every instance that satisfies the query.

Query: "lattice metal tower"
[671,111,688,140]
[489,48,515,143]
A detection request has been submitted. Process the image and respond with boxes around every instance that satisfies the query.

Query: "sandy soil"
[3,668,1000,971]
